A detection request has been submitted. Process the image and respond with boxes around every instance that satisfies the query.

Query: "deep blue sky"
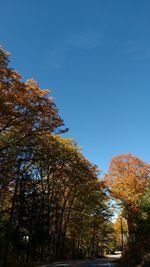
[1,0,150,172]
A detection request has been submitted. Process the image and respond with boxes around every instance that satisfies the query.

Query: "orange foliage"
[0,48,66,151]
[105,154,150,211]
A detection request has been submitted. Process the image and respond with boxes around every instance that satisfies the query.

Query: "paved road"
[40,257,120,267]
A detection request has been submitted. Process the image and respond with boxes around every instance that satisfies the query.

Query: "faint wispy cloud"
[124,40,150,60]
[65,30,103,49]
[46,29,103,69]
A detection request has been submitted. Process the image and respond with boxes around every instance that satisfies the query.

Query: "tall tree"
[105,153,150,264]
[0,47,66,266]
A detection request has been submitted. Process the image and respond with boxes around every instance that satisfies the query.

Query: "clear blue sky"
[1,0,150,172]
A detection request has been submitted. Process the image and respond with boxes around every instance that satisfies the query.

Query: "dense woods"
[0,48,112,267]
[1,48,150,267]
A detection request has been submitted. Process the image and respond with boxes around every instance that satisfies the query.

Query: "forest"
[0,48,150,267]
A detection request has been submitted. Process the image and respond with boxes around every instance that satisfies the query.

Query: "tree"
[105,154,150,265]
[0,47,111,266]
[0,46,66,210]
[105,154,150,213]
[0,47,66,266]
[135,188,150,254]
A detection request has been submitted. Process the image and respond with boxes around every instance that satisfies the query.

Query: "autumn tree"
[105,154,150,208]
[29,134,110,260]
[0,46,66,199]
[1,133,109,262]
[105,154,150,265]
[0,47,111,266]
[0,47,66,266]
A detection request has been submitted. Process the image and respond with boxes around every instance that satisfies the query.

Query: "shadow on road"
[39,255,121,267]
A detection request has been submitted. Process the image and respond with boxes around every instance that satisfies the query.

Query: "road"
[40,257,120,267]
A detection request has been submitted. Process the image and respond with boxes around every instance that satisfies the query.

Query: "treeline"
[0,48,111,266]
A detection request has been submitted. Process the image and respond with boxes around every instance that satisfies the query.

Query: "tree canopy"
[105,153,150,211]
[0,47,111,267]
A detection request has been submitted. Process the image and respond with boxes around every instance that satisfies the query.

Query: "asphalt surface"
[40,257,120,267]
